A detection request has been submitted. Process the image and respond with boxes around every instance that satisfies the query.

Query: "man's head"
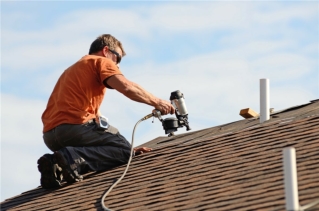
[89,34,126,66]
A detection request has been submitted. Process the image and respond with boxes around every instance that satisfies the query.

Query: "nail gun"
[153,90,191,137]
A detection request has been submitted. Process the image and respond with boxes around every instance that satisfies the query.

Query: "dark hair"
[88,34,126,56]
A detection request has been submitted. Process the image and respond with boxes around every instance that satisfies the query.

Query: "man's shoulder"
[73,55,119,75]
[80,55,112,64]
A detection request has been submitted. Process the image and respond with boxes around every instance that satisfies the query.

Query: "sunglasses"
[109,49,122,64]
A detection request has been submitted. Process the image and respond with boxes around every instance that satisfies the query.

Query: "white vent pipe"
[283,147,300,211]
[260,78,270,123]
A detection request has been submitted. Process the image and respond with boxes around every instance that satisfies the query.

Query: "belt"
[83,119,95,125]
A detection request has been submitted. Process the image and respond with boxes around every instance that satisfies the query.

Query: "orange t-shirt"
[42,55,122,132]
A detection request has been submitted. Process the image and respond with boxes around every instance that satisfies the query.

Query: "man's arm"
[105,75,175,115]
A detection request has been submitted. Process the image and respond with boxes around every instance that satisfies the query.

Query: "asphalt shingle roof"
[1,100,319,211]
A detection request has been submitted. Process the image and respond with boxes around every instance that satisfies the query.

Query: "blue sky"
[1,1,318,202]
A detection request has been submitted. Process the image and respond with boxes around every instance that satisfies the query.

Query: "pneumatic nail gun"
[153,90,191,137]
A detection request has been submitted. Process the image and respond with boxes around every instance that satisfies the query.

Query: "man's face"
[108,46,123,68]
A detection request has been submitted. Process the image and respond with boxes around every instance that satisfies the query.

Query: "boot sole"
[37,155,61,189]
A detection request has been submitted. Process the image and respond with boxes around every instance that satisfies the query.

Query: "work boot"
[37,154,62,189]
[54,150,83,184]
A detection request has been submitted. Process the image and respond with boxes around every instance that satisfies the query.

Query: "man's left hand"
[134,147,152,155]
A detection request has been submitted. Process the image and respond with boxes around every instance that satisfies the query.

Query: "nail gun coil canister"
[170,90,188,116]
[162,117,179,134]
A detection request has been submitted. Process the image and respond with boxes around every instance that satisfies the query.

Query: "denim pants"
[43,121,131,174]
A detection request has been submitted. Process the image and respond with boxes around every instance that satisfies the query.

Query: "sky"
[1,0,318,202]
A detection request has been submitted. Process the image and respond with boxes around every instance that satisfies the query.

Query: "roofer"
[38,34,175,189]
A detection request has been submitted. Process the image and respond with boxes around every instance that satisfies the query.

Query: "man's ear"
[102,46,109,57]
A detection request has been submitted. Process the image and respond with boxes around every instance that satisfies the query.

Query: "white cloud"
[270,86,315,111]
[148,2,250,31]
[251,53,315,81]
[252,2,318,25]
[54,9,151,38]
[1,36,89,73]
[1,94,47,147]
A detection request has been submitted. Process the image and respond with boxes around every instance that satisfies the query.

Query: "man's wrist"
[151,97,160,107]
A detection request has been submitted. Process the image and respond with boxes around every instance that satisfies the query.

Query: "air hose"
[101,113,153,211]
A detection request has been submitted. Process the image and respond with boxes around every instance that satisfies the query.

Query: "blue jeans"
[43,120,131,174]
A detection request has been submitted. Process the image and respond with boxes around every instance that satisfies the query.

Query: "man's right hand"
[154,99,175,115]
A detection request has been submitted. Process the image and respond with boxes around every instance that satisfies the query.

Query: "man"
[38,34,175,189]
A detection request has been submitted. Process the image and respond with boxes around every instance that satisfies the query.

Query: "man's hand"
[154,99,175,115]
[134,147,152,156]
